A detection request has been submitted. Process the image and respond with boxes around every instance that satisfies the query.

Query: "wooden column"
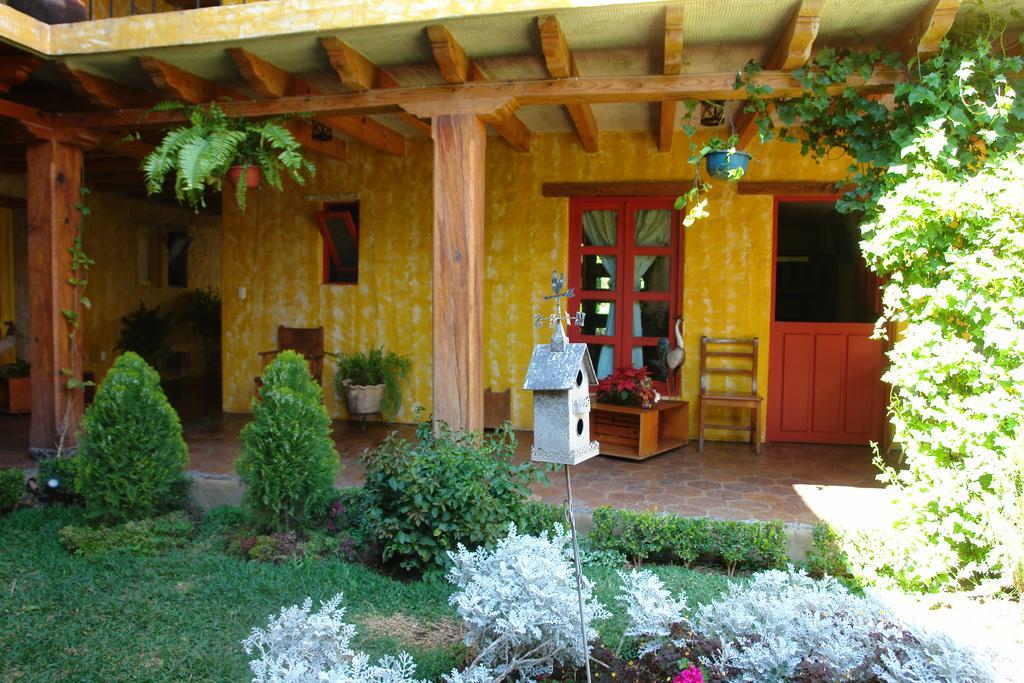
[26,139,84,454]
[431,113,485,432]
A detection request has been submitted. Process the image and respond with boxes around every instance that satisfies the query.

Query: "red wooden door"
[766,197,887,445]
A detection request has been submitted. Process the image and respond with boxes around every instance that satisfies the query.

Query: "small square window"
[316,202,359,285]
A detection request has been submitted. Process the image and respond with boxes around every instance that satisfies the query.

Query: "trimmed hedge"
[0,468,23,513]
[59,511,193,556]
[590,506,788,575]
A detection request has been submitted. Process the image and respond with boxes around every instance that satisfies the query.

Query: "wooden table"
[590,399,689,460]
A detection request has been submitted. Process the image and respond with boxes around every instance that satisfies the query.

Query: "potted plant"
[0,359,30,414]
[141,102,316,212]
[332,347,411,418]
[594,366,661,409]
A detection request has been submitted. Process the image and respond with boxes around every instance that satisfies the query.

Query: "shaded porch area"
[1,413,892,527]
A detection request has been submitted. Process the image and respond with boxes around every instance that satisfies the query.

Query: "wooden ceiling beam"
[54,69,903,130]
[0,55,41,93]
[142,55,349,162]
[735,0,825,148]
[426,25,531,152]
[58,66,162,109]
[888,0,961,63]
[319,37,432,137]
[538,15,599,152]
[658,5,684,153]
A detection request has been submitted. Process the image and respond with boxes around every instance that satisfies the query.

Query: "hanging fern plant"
[141,102,316,212]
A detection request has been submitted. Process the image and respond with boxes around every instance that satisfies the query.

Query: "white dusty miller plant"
[615,569,688,655]
[693,568,994,683]
[242,593,426,683]
[444,523,610,683]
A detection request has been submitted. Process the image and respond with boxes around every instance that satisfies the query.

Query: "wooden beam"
[0,55,41,93]
[319,37,432,137]
[538,15,599,152]
[59,66,161,109]
[432,113,485,433]
[0,98,57,129]
[735,0,826,148]
[55,69,903,130]
[737,180,849,195]
[143,55,350,161]
[26,139,84,454]
[542,180,692,197]
[658,5,685,152]
[426,25,531,152]
[888,0,961,63]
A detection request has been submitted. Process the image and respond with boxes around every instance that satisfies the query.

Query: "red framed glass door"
[567,197,681,391]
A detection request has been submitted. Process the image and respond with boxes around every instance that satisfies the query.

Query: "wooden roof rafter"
[657,4,684,153]
[888,0,961,63]
[0,55,41,93]
[734,0,826,149]
[426,25,531,153]
[58,65,161,109]
[538,15,600,153]
[139,55,349,162]
[319,37,431,137]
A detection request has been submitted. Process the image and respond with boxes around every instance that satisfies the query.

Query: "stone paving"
[2,412,894,526]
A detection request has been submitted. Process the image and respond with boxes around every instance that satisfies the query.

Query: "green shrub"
[59,511,193,556]
[807,522,853,579]
[77,352,188,523]
[236,350,339,532]
[37,456,82,502]
[362,421,546,572]
[518,500,565,536]
[0,468,23,513]
[589,507,788,574]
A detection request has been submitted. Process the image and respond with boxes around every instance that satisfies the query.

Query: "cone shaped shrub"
[77,351,189,523]
[237,350,339,532]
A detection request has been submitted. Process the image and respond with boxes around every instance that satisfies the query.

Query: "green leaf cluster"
[58,511,193,557]
[361,420,548,572]
[332,346,412,418]
[77,352,189,523]
[0,468,23,513]
[590,507,788,576]
[237,350,340,533]
[116,302,176,369]
[141,102,316,212]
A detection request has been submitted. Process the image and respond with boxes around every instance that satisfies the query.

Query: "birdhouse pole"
[523,271,599,683]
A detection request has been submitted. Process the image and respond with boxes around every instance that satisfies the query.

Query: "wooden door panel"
[767,323,884,445]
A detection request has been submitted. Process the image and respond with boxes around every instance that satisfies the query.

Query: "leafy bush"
[615,569,688,656]
[116,302,176,369]
[0,468,23,513]
[243,593,426,683]
[36,456,82,503]
[445,524,610,682]
[237,350,339,532]
[59,511,193,556]
[590,507,788,574]
[362,421,546,572]
[692,568,994,682]
[77,352,189,523]
[806,522,853,580]
[518,499,565,536]
[332,346,412,418]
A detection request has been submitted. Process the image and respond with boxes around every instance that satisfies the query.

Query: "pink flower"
[673,666,704,683]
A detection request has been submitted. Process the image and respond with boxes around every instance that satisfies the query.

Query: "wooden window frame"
[567,196,683,392]
[315,204,359,285]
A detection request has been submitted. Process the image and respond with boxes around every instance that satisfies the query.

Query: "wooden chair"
[698,336,762,455]
[257,325,326,385]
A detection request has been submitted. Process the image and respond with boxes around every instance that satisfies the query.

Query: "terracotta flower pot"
[344,383,386,415]
[228,165,261,188]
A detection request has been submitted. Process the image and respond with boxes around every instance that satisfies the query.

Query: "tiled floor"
[1,412,893,526]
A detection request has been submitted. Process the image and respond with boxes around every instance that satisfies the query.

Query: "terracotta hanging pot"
[228,165,261,188]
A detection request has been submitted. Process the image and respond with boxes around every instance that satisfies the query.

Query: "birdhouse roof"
[523,342,597,390]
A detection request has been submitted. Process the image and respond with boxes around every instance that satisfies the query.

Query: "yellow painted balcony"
[6,0,267,24]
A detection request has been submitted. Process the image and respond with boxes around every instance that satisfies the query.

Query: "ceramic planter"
[343,382,386,415]
[228,165,261,188]
[704,150,751,180]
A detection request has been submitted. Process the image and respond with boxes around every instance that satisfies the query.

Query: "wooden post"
[431,113,485,432]
[26,139,84,455]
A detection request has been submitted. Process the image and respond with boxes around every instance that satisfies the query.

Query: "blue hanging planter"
[704,150,751,180]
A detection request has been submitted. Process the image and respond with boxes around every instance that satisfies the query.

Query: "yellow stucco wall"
[221,131,849,435]
[83,191,221,381]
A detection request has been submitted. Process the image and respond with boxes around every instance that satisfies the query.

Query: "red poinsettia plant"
[594,366,661,409]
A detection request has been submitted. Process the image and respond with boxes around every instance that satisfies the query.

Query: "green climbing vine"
[735,15,1024,592]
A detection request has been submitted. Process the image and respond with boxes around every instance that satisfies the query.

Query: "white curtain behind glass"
[581,210,617,378]
[631,210,672,368]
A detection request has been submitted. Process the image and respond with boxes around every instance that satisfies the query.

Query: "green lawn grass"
[0,506,735,682]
